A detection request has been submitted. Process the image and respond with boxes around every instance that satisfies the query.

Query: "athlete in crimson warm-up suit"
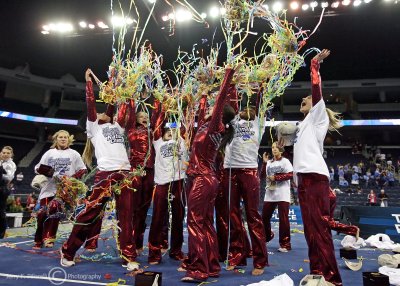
[292,50,343,285]
[222,88,268,275]
[261,143,293,252]
[124,95,164,254]
[179,68,236,283]
[61,69,139,271]
[147,102,187,264]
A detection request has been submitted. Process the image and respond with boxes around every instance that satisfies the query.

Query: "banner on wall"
[270,205,303,224]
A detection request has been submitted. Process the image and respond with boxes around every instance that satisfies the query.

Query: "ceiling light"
[353,0,362,5]
[200,12,207,19]
[88,24,95,29]
[321,2,329,7]
[41,30,50,35]
[272,2,283,12]
[97,21,109,29]
[290,1,300,9]
[176,9,192,22]
[331,1,340,7]
[342,0,351,5]
[209,6,220,18]
[302,3,310,10]
[79,21,87,28]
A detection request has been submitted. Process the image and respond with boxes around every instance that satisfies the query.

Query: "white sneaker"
[278,247,289,253]
[60,250,75,267]
[126,261,140,271]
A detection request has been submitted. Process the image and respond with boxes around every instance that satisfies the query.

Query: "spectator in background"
[387,170,395,187]
[339,177,349,187]
[329,166,334,181]
[0,146,17,239]
[364,169,371,188]
[378,189,388,207]
[338,166,344,180]
[351,172,359,186]
[367,190,377,206]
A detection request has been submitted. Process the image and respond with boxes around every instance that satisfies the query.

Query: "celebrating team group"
[7,49,360,286]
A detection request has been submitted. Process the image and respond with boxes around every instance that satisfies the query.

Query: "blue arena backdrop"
[1,109,400,127]
[270,206,303,224]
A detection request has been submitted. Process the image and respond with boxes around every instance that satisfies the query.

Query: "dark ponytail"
[219,104,236,153]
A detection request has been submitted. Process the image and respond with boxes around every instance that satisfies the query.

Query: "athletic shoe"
[60,250,75,267]
[126,261,140,271]
[278,247,289,253]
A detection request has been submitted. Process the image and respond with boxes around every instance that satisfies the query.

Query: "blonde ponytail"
[82,138,95,169]
[326,108,342,133]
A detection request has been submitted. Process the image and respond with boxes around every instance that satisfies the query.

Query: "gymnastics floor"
[0,222,387,286]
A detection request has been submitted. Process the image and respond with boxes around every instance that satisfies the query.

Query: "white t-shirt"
[35,148,86,200]
[153,137,188,185]
[224,116,264,169]
[264,157,293,202]
[293,100,330,179]
[87,120,130,171]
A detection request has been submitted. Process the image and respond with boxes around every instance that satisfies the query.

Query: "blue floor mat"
[0,223,389,286]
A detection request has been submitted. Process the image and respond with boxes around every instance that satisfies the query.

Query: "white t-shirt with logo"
[264,157,293,202]
[154,137,188,185]
[35,148,86,200]
[293,100,330,179]
[224,116,264,169]
[87,120,131,171]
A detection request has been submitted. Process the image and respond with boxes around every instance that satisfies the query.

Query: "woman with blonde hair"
[61,69,139,272]
[292,49,343,285]
[33,130,86,248]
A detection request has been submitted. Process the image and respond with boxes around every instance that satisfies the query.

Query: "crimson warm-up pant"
[133,168,155,250]
[34,196,61,246]
[328,188,358,236]
[62,171,138,262]
[216,169,251,262]
[183,174,221,281]
[225,168,268,269]
[297,173,342,286]
[148,179,185,263]
[262,201,291,250]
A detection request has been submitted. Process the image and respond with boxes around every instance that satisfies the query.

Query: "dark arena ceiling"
[0,0,399,83]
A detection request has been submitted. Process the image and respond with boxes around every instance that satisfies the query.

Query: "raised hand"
[263,152,270,163]
[85,68,92,82]
[313,49,330,63]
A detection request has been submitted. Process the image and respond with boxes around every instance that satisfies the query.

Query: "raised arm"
[125,99,136,132]
[208,68,235,134]
[311,49,330,106]
[227,84,239,113]
[152,99,165,141]
[116,102,128,128]
[85,69,97,122]
[197,94,208,129]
